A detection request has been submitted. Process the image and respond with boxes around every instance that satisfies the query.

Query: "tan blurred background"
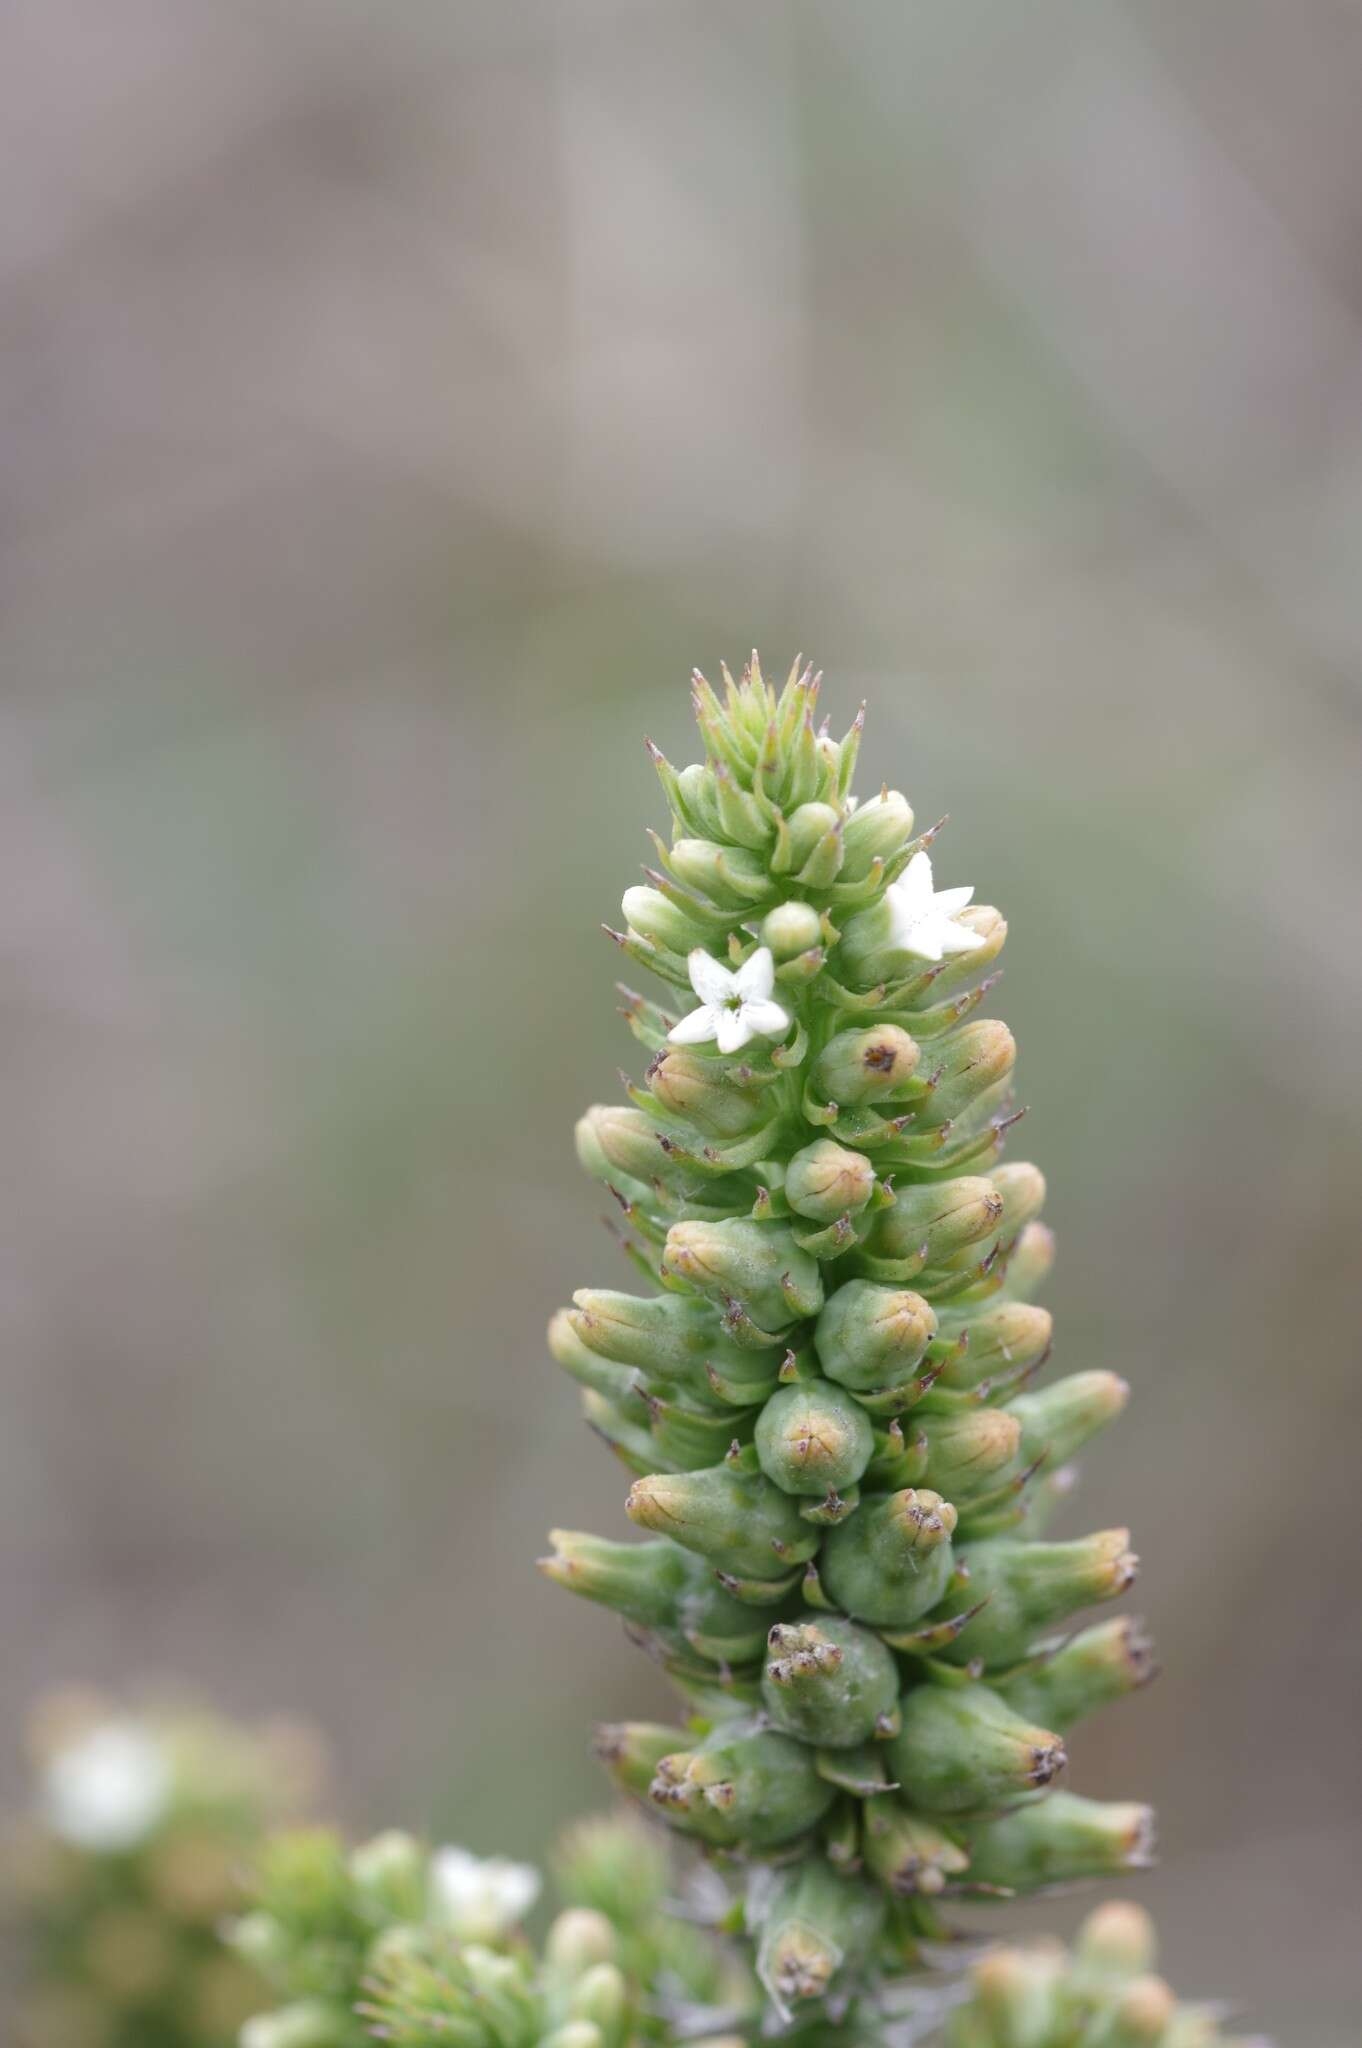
[3,1,1361,2038]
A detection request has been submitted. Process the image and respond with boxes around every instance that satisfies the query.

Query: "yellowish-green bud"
[785,1139,877,1221]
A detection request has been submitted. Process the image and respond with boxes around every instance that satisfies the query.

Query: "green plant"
[231,1812,745,2048]
[8,1690,323,2048]
[542,657,1155,2023]
[944,1901,1265,2048]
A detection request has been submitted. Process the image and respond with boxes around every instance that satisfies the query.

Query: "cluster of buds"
[233,1815,739,2048]
[544,658,1155,2020]
[946,1901,1264,2048]
[7,1688,324,2048]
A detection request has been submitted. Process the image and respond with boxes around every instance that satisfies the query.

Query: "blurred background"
[3,1,1360,2039]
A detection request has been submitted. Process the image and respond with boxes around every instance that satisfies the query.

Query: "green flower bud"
[989,1162,1048,1250]
[995,1617,1157,1731]
[751,1859,886,2015]
[819,1489,957,1626]
[965,1947,1066,2048]
[914,1020,1016,1130]
[761,1618,899,1746]
[667,837,772,907]
[543,2024,605,2048]
[814,1281,937,1392]
[781,801,843,880]
[888,1683,1066,1814]
[625,1464,818,1578]
[593,1724,689,1802]
[760,900,823,961]
[622,885,710,956]
[754,1380,874,1497]
[646,1046,766,1137]
[865,1178,1004,1269]
[576,1106,668,1186]
[914,1407,1022,1498]
[539,1531,772,1661]
[960,1792,1155,1889]
[812,1025,922,1106]
[861,1796,969,1896]
[650,1722,835,1850]
[933,1530,1138,1667]
[1002,1221,1055,1299]
[840,789,914,880]
[1008,1370,1129,1470]
[544,1908,618,1976]
[566,1960,629,2041]
[661,1220,824,1332]
[564,1291,781,1402]
[785,1140,877,1222]
[934,1301,1053,1390]
[1076,1899,1159,1979]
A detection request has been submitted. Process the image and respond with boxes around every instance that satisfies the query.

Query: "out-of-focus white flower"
[667,946,790,1054]
[430,1846,541,1941]
[41,1721,172,1852]
[884,851,985,963]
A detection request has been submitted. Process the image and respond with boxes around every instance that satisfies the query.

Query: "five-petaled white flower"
[884,851,986,963]
[430,1845,541,1941]
[668,946,791,1054]
[41,1721,172,1852]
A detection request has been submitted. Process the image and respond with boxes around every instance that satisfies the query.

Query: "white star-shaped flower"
[884,851,986,963]
[430,1846,541,1941]
[668,946,791,1054]
[41,1722,172,1852]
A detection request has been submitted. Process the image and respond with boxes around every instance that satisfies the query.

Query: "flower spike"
[546,655,1152,2026]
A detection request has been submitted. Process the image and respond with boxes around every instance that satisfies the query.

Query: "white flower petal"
[668,1004,720,1045]
[733,945,776,1001]
[714,1007,753,1054]
[932,885,975,917]
[897,851,936,908]
[939,921,986,954]
[902,927,944,963]
[741,999,790,1040]
[42,1724,171,1852]
[431,1846,541,1939]
[687,949,735,1006]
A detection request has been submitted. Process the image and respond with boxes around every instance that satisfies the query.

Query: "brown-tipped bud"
[996,1616,1157,1732]
[594,1723,689,1801]
[812,1025,921,1106]
[786,1140,877,1222]
[960,1791,1156,1890]
[867,1178,1003,1269]
[661,1219,824,1331]
[815,1280,937,1392]
[888,1682,1066,1814]
[755,1380,875,1497]
[761,900,824,961]
[914,1020,1016,1130]
[761,1617,899,1748]
[840,789,915,879]
[915,1407,1022,1498]
[647,1046,766,1137]
[861,1797,969,1896]
[576,1105,668,1186]
[989,1161,1048,1250]
[624,1464,817,1578]
[819,1488,958,1627]
[934,1530,1139,1668]
[752,1860,887,2018]
[933,1301,1053,1390]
